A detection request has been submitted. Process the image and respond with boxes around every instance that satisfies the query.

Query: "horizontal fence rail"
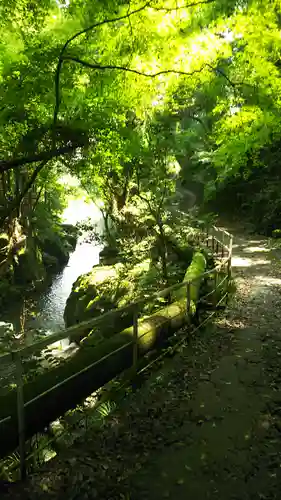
[0,225,233,480]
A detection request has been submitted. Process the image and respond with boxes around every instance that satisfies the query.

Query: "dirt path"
[4,223,281,499]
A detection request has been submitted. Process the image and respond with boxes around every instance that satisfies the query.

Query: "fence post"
[186,282,191,316]
[212,228,215,252]
[133,307,138,371]
[228,237,233,279]
[213,270,218,306]
[15,351,26,480]
[228,236,233,280]
[223,235,232,305]
[227,255,231,281]
[221,231,225,258]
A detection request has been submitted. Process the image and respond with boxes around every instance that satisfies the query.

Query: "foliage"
[2,0,279,359]
[4,0,281,483]
[0,0,281,237]
[211,137,281,233]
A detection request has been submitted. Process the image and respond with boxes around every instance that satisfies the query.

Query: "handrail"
[0,256,228,362]
[0,225,233,480]
[0,231,232,363]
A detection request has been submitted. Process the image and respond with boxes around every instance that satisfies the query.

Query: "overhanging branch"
[53,0,217,126]
[0,144,78,172]
[54,1,153,127]
[62,56,211,78]
[53,0,232,128]
[62,56,243,89]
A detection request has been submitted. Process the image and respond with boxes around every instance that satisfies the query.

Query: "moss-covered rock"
[64,261,153,343]
[41,224,78,271]
[36,223,78,268]
[40,234,70,266]
[64,244,200,347]
[64,265,120,328]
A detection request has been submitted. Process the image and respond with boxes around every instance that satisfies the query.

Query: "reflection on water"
[28,239,101,333]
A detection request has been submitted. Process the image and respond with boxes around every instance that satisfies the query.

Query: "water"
[27,238,102,333]
[1,196,103,341]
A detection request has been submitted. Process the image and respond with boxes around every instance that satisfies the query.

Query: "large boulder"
[40,235,70,266]
[36,224,78,269]
[64,265,120,329]
[64,261,151,344]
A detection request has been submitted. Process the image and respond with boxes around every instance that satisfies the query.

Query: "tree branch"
[53,0,237,128]
[214,66,236,88]
[0,144,78,172]
[62,55,211,78]
[53,1,153,128]
[62,55,245,89]
[151,0,215,11]
[135,166,155,215]
[138,191,155,216]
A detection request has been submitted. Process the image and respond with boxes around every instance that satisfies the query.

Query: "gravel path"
[3,223,281,499]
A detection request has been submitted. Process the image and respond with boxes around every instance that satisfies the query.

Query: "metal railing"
[0,225,233,480]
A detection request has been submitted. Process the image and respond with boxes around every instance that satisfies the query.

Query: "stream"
[26,238,102,333]
[1,198,103,342]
